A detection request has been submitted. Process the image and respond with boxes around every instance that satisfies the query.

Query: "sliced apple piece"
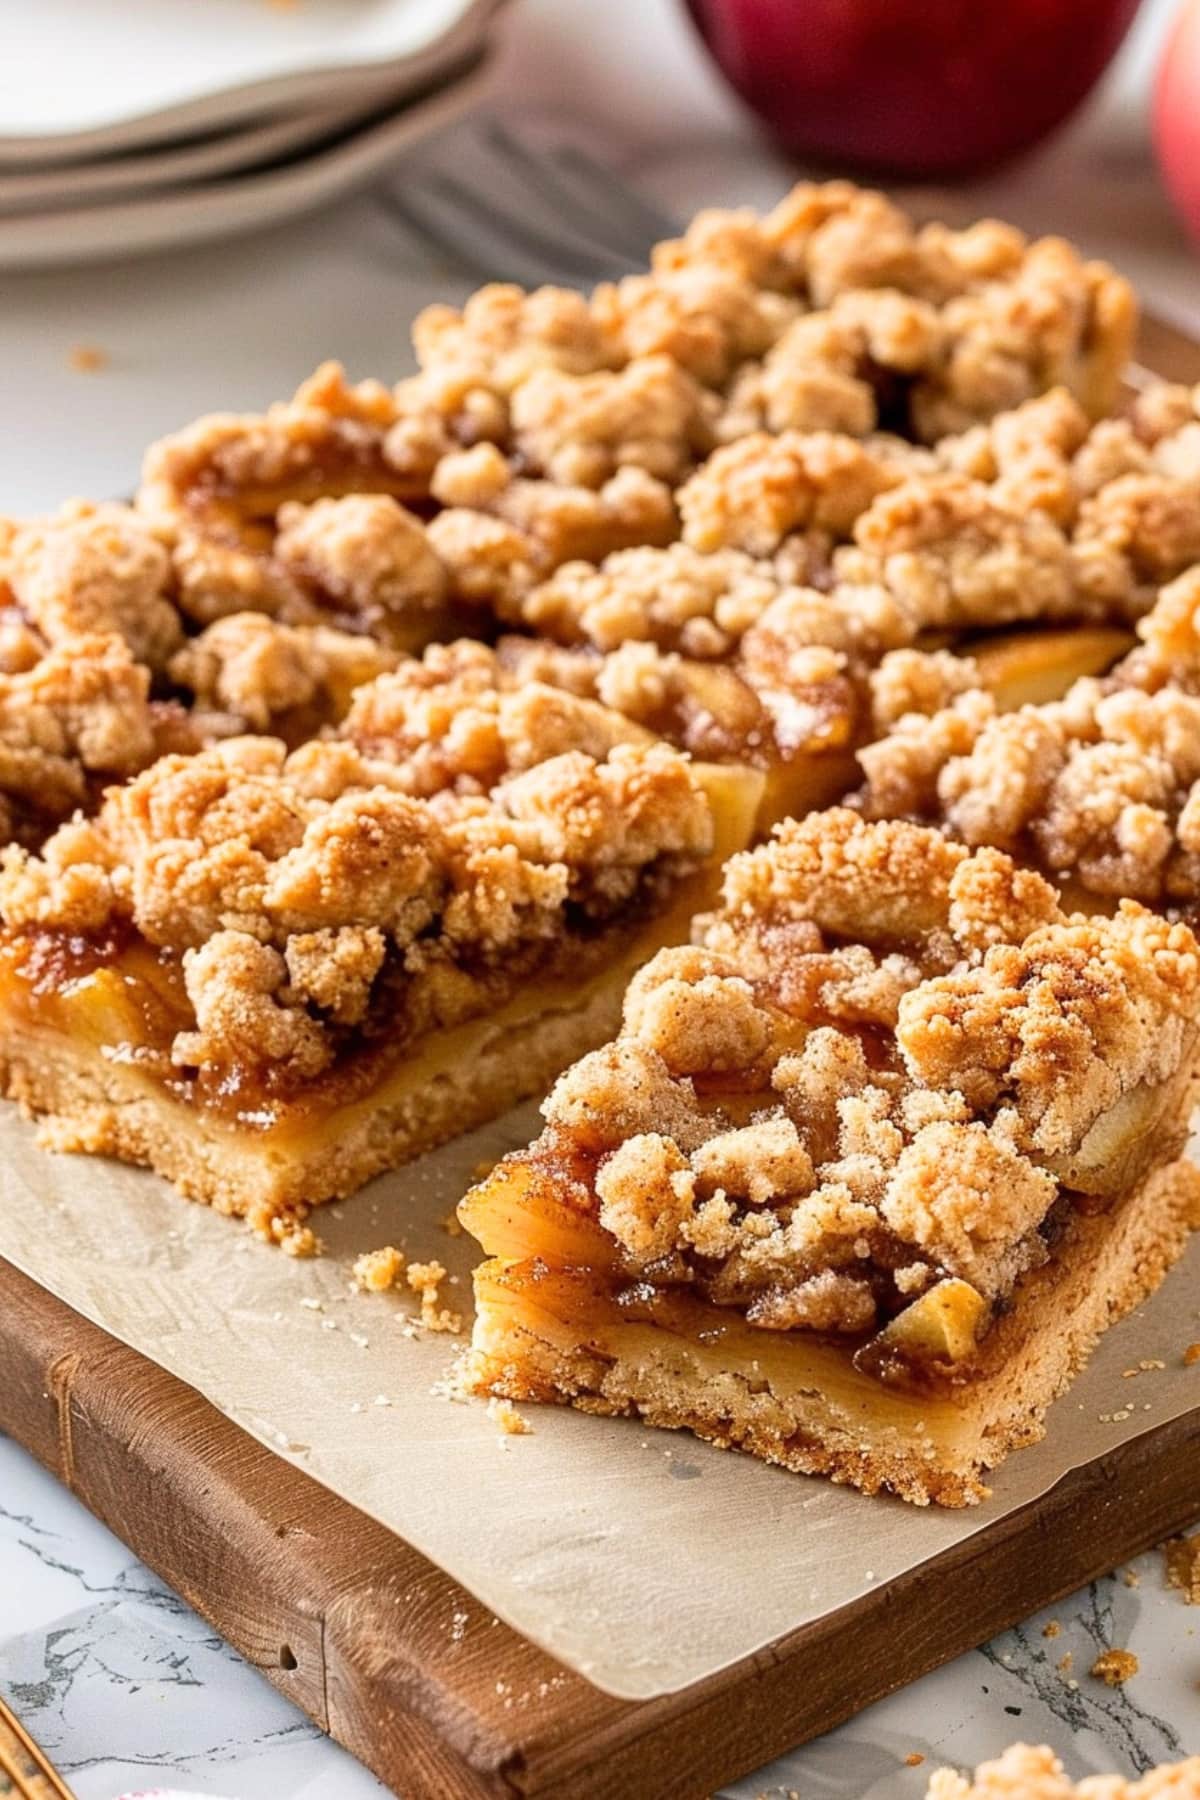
[970,626,1133,711]
[458,1158,618,1271]
[1043,1073,1192,1198]
[756,747,861,833]
[858,1277,989,1376]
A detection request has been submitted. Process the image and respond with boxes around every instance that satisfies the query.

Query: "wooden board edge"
[1,1256,1198,1800]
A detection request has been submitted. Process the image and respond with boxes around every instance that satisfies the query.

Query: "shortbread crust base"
[466,1157,1200,1506]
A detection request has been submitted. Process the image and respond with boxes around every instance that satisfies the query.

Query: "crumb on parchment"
[488,1397,532,1436]
[1184,1342,1200,1366]
[407,1259,462,1334]
[353,1245,407,1292]
[68,344,109,373]
[247,1198,318,1258]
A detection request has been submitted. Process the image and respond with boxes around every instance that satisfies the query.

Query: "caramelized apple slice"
[458,1157,617,1271]
[884,1279,987,1359]
[756,748,860,834]
[1042,1074,1191,1197]
[855,1278,988,1380]
[970,626,1133,710]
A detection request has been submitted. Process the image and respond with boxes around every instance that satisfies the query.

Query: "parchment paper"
[0,1102,1196,1701]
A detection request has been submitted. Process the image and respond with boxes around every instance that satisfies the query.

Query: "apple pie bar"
[0,654,762,1239]
[460,811,1200,1504]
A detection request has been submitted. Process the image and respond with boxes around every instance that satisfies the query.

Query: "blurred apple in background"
[1154,0,1200,244]
[683,0,1143,177]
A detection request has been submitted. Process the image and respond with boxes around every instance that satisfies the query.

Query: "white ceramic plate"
[0,0,503,164]
[0,59,491,269]
[0,99,402,215]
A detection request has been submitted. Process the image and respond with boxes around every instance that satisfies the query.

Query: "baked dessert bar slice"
[927,1744,1200,1798]
[0,653,762,1241]
[460,810,1200,1504]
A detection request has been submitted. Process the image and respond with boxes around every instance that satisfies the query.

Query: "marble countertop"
[3,1431,1196,1798]
[1,0,1198,1793]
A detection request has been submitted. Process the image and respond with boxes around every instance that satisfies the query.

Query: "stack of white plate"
[0,0,504,270]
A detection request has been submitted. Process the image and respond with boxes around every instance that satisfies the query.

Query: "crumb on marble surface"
[1162,1530,1200,1603]
[1089,1647,1139,1686]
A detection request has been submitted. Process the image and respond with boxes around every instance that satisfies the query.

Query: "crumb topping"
[859,569,1200,902]
[127,186,1138,691]
[3,502,180,668]
[0,666,713,1086]
[517,543,786,657]
[677,430,905,557]
[0,634,161,845]
[653,184,1133,437]
[169,613,397,732]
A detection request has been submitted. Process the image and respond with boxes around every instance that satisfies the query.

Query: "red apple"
[684,0,1143,177]
[1154,0,1200,245]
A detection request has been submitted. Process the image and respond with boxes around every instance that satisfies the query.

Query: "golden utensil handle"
[0,1695,77,1800]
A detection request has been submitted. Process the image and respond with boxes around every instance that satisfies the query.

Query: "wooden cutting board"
[3,315,1200,1800]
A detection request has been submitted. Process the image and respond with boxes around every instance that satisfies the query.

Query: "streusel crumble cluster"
[3,184,1198,1204]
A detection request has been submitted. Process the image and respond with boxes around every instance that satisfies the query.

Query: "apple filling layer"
[460,811,1200,1503]
[0,662,763,1232]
